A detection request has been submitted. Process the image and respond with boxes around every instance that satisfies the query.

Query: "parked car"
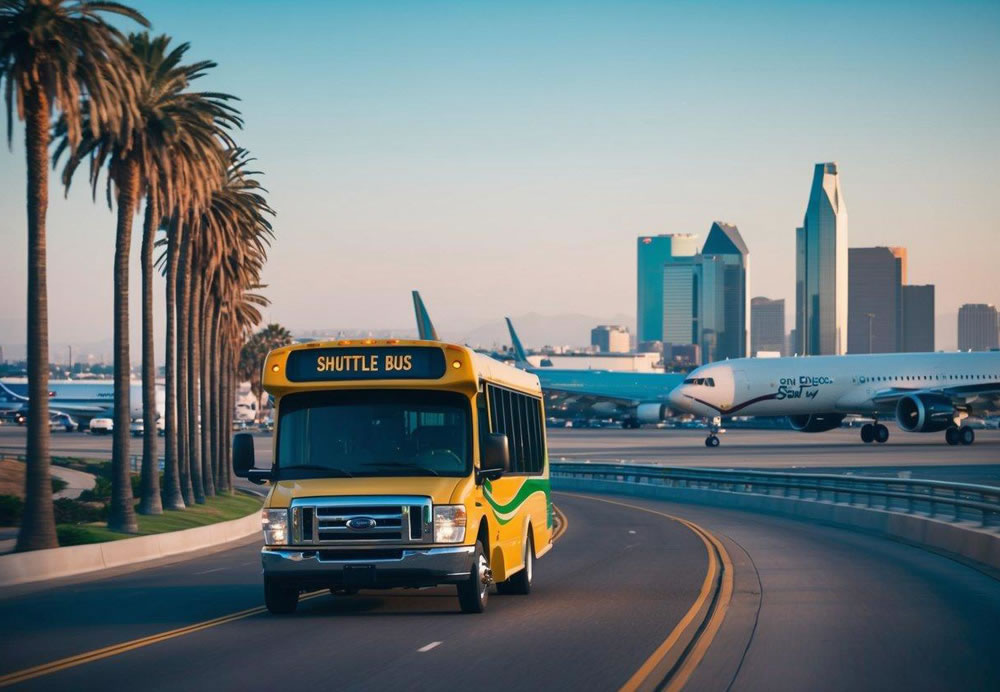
[89,417,113,434]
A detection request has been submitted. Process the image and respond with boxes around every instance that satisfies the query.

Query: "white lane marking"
[628,530,637,534]
[418,641,442,653]
[194,567,227,575]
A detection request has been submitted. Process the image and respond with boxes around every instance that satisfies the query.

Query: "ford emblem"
[347,517,377,530]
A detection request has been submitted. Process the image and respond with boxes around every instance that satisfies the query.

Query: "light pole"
[866,313,875,354]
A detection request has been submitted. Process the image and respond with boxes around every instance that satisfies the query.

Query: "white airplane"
[0,378,163,426]
[667,351,1000,448]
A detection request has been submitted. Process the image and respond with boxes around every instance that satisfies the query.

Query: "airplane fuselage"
[669,352,1000,447]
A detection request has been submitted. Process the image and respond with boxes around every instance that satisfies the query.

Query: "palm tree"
[188,149,273,490]
[240,323,291,422]
[125,33,239,513]
[57,31,240,522]
[0,0,148,550]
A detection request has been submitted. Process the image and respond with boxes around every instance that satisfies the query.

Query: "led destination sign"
[285,347,447,382]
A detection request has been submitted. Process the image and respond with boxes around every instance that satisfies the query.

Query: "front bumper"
[261,545,475,589]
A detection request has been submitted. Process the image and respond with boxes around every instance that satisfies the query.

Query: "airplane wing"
[872,382,1000,417]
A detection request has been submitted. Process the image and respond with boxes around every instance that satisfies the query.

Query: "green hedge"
[0,494,22,526]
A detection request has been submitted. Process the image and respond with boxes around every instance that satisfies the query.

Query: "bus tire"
[499,534,533,595]
[457,540,490,614]
[264,577,299,614]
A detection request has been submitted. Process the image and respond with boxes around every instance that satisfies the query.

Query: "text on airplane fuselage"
[775,375,833,400]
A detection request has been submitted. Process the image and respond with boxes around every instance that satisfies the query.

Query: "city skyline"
[1,0,998,355]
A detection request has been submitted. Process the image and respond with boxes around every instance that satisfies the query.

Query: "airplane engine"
[787,413,845,433]
[895,393,954,433]
[635,403,668,424]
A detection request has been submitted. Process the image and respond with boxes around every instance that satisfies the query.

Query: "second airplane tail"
[412,291,439,341]
[505,317,531,367]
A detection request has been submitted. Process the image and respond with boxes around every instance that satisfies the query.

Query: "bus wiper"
[281,464,353,478]
[367,462,440,477]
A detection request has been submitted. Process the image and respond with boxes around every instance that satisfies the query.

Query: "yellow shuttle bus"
[233,339,553,614]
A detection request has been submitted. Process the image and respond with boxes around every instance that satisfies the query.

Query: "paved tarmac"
[3,491,999,690]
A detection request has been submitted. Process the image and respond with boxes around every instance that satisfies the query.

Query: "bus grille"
[290,496,433,546]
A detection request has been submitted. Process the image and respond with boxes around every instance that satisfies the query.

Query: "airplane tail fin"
[505,317,531,366]
[412,291,439,341]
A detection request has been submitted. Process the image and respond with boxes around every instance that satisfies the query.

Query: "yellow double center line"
[0,591,327,688]
[558,493,734,692]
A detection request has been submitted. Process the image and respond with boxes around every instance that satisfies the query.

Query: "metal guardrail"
[550,462,1000,529]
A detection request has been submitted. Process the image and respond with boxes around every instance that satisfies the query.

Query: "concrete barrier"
[0,508,262,587]
[552,476,1000,574]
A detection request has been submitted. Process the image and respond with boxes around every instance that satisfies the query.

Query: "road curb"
[0,505,262,588]
[551,477,1000,576]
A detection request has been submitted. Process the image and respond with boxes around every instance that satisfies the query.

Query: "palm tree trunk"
[225,343,236,492]
[208,305,222,490]
[176,233,193,505]
[199,285,215,498]
[16,89,58,552]
[138,197,162,515]
[216,331,229,494]
[161,217,184,510]
[108,157,140,534]
[187,268,205,503]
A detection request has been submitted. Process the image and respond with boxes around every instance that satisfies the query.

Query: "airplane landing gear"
[946,420,976,446]
[860,421,889,444]
[874,423,889,444]
[704,416,723,448]
[860,423,874,443]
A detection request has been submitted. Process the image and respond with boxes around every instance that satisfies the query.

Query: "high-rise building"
[591,325,631,353]
[848,247,903,353]
[796,162,848,355]
[751,297,785,355]
[661,222,749,364]
[957,304,1000,351]
[902,285,935,352]
[701,222,749,360]
[636,234,698,343]
[662,259,699,347]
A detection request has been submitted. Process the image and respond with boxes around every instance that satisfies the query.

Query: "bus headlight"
[262,509,288,545]
[433,505,467,543]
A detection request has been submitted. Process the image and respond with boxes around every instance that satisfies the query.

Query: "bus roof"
[262,339,541,396]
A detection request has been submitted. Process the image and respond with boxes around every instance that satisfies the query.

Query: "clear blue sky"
[1,0,998,357]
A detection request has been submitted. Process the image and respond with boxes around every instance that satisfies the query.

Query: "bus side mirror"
[479,433,509,483]
[233,433,269,484]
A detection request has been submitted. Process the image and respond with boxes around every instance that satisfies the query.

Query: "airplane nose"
[668,386,685,410]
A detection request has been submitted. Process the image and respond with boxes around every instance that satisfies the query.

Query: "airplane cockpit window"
[705,378,715,387]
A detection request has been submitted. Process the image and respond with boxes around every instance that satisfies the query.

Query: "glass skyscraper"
[796,162,848,355]
[700,222,749,360]
[636,234,697,343]
[660,222,749,364]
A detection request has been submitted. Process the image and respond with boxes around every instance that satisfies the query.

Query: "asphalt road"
[3,492,999,690]
[0,493,710,691]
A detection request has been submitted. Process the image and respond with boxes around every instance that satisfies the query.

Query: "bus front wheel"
[264,577,299,614]
[457,540,490,614]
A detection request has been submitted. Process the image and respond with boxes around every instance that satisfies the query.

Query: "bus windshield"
[276,389,471,479]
